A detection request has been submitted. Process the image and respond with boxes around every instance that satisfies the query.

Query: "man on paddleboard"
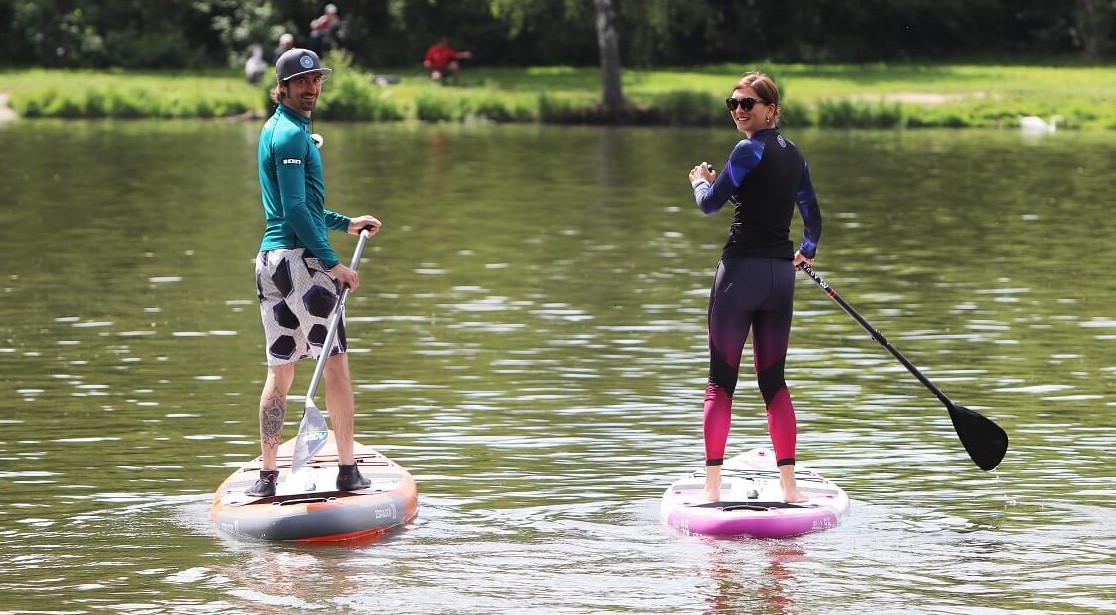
[686,71,823,504]
[247,48,381,497]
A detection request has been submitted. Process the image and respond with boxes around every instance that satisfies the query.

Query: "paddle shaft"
[798,264,953,408]
[305,228,372,402]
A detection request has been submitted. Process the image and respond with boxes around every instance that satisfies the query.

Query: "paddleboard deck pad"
[661,448,848,538]
[211,431,418,543]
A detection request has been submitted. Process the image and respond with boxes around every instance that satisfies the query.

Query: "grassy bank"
[4,59,1116,128]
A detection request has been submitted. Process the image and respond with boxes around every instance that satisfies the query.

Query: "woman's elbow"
[697,200,721,215]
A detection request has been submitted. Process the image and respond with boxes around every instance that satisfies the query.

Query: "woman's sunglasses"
[725,97,767,112]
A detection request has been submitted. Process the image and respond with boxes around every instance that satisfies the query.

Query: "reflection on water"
[0,121,1113,613]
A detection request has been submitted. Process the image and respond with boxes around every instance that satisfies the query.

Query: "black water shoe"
[336,463,371,491]
[245,469,279,497]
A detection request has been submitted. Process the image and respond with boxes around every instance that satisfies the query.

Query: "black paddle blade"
[947,402,1009,471]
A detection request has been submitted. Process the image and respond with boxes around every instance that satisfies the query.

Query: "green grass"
[4,61,1116,128]
[1,68,262,119]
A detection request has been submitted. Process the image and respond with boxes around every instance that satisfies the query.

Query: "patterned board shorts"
[255,248,346,366]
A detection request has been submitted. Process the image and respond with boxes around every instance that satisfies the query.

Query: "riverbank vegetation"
[5,59,1116,129]
[4,1,1114,128]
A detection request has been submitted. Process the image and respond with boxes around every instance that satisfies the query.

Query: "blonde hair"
[734,71,781,125]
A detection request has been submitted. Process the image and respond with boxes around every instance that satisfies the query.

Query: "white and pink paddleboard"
[661,448,849,538]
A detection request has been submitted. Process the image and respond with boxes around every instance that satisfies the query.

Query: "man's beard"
[296,95,317,111]
[281,89,317,112]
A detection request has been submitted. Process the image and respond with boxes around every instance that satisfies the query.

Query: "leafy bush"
[315,52,405,121]
[816,100,905,128]
[648,91,722,125]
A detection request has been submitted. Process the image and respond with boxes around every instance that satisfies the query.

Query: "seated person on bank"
[423,36,472,84]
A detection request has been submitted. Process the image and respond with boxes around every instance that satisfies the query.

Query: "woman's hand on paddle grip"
[793,250,814,271]
[794,250,812,272]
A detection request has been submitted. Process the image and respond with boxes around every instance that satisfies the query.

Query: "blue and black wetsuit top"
[693,128,822,261]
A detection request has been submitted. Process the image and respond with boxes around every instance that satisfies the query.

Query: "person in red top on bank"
[423,35,472,84]
[308,4,343,56]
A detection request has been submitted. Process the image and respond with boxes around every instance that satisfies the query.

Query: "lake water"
[0,119,1112,614]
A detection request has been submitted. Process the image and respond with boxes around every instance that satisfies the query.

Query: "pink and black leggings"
[703,257,799,468]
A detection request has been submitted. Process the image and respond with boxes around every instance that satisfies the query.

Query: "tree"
[489,0,626,113]
[592,0,624,113]
[1076,0,1114,61]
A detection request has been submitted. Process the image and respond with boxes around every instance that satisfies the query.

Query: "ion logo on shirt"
[282,158,303,165]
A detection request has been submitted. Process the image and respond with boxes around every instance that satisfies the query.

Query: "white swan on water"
[1019,115,1063,134]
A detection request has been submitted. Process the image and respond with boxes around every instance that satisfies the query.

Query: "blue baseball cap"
[275,48,332,82]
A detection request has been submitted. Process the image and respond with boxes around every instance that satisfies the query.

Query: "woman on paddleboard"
[687,72,822,503]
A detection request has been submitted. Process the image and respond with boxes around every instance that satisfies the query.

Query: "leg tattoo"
[260,392,286,451]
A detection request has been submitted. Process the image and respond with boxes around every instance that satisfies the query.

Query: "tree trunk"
[593,0,625,114]
[1076,0,1108,61]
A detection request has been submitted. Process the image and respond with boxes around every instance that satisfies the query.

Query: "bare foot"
[699,489,721,503]
[781,484,810,503]
[701,465,723,503]
[779,464,810,503]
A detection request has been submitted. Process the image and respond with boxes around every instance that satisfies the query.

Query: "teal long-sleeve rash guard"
[257,104,350,269]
